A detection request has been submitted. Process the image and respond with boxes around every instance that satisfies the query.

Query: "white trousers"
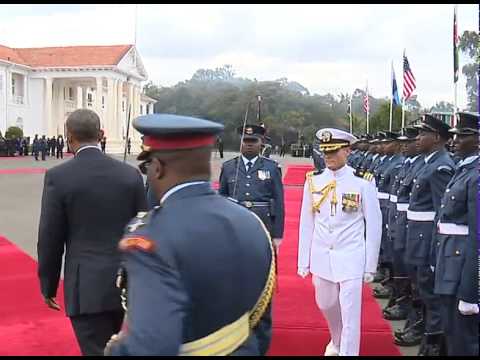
[312,275,363,356]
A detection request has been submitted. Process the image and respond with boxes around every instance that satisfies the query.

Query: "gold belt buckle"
[244,201,253,208]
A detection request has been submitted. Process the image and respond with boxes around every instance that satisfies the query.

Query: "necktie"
[246,161,253,172]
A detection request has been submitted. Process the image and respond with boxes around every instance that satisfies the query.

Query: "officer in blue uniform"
[218,124,284,355]
[105,114,276,356]
[312,137,326,173]
[405,114,455,355]
[393,127,426,346]
[375,132,405,313]
[433,112,479,356]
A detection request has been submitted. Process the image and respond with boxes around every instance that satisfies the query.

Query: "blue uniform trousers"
[439,296,479,356]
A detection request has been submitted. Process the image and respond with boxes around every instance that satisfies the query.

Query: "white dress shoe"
[324,340,339,356]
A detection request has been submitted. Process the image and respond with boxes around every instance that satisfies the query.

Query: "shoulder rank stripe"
[119,237,155,252]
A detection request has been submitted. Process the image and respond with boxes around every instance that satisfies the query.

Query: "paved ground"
[0,150,417,355]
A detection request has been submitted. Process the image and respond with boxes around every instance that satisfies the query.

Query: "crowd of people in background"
[0,134,66,160]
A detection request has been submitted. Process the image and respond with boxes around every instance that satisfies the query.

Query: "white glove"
[363,272,375,283]
[297,267,309,278]
[458,300,479,315]
[430,266,435,272]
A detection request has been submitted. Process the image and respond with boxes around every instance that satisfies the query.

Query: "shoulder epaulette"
[437,165,453,173]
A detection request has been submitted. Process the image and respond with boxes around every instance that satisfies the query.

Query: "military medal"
[342,192,360,212]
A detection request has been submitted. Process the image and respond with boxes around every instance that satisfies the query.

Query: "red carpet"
[0,168,47,175]
[283,164,314,186]
[0,236,80,356]
[0,165,400,355]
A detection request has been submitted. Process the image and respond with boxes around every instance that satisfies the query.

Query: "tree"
[459,30,479,112]
[5,126,23,140]
[143,81,163,100]
[429,101,455,113]
[368,101,404,133]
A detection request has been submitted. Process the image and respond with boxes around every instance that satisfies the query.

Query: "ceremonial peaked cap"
[397,127,419,141]
[449,112,479,135]
[133,114,224,160]
[315,128,357,152]
[414,114,452,140]
[237,124,266,140]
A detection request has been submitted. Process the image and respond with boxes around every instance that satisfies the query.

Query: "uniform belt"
[240,201,270,209]
[179,312,249,356]
[377,192,390,200]
[407,210,435,222]
[437,222,469,235]
[397,203,409,212]
[390,195,398,203]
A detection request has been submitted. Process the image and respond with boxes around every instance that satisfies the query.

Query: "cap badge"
[321,131,332,143]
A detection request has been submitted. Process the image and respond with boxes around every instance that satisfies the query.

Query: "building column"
[95,77,103,119]
[116,80,123,139]
[105,77,116,139]
[76,86,83,109]
[44,78,53,136]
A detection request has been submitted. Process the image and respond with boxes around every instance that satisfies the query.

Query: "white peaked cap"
[315,128,358,144]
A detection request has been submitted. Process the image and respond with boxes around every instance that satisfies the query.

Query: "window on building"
[87,93,93,107]
[11,77,16,96]
[69,87,74,100]
[122,101,125,112]
[140,105,143,114]
[102,96,105,109]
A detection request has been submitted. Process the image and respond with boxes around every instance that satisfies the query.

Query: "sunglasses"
[138,159,153,175]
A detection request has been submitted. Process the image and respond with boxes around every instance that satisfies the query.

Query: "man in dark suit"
[37,109,147,356]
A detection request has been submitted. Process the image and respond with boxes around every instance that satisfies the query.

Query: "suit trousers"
[70,310,124,356]
[312,275,363,356]
[440,296,479,356]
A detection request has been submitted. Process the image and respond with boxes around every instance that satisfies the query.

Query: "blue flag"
[392,64,401,106]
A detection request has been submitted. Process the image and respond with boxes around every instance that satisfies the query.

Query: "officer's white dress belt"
[437,222,469,235]
[390,195,398,203]
[407,210,436,221]
[377,192,390,200]
[397,203,408,212]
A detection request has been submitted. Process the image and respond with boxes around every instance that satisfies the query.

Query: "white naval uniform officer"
[297,128,382,356]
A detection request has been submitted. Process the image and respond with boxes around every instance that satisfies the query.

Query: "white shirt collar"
[458,155,479,167]
[76,145,101,155]
[372,153,379,160]
[160,181,208,204]
[242,155,258,167]
[424,151,438,164]
[380,155,387,161]
[325,164,353,178]
[409,155,420,163]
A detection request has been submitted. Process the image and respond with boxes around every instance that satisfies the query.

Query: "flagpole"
[349,95,353,134]
[453,5,458,126]
[401,49,406,129]
[366,81,369,134]
[389,61,393,131]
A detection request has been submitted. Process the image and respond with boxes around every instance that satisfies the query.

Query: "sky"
[0,4,477,109]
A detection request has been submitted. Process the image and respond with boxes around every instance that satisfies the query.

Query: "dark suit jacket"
[37,147,147,316]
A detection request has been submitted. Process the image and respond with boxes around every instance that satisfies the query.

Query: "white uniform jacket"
[297,165,382,282]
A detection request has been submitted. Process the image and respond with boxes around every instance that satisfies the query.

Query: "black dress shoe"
[394,329,423,346]
[383,304,409,320]
[419,343,441,356]
[373,285,392,299]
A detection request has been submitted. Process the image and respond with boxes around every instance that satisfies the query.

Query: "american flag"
[403,54,416,101]
[363,90,369,114]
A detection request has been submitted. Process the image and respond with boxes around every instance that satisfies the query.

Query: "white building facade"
[0,44,156,153]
